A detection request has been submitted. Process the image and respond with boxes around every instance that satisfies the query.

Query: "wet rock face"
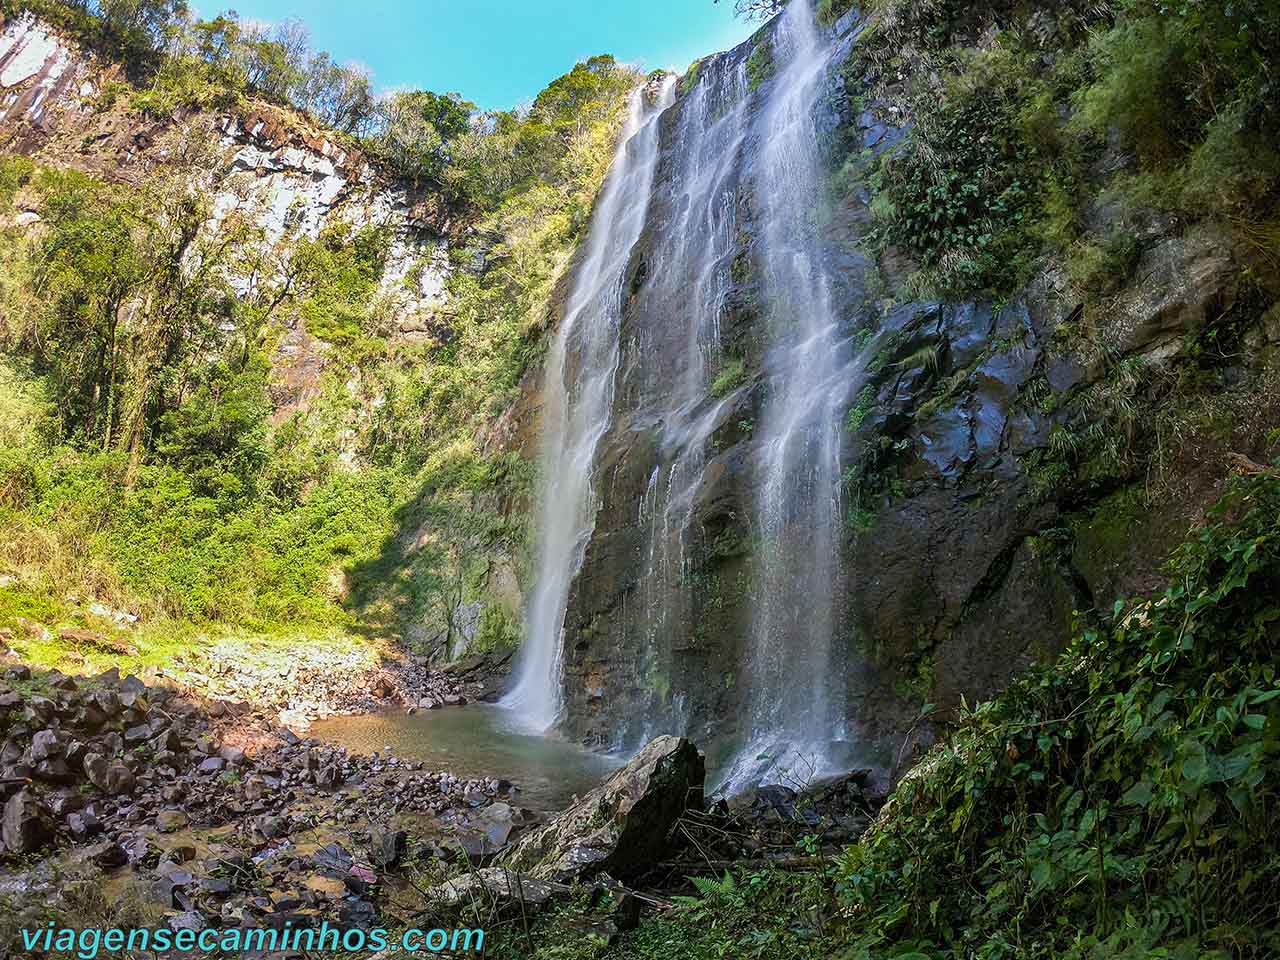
[557,35,766,756]
[833,215,1279,758]
[551,11,1278,780]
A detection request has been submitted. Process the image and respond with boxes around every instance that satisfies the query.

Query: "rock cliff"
[552,6,1280,779]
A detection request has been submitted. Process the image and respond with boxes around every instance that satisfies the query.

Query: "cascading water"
[721,0,869,789]
[616,54,755,748]
[501,78,676,732]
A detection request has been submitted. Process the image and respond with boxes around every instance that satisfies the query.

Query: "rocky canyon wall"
[552,5,1280,781]
[1,12,454,423]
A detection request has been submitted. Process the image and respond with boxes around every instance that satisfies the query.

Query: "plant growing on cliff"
[710,355,748,397]
[290,221,392,347]
[746,39,776,91]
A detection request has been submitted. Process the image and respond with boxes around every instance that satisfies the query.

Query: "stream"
[310,704,623,811]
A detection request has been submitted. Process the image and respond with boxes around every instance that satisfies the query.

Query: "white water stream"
[501,79,676,731]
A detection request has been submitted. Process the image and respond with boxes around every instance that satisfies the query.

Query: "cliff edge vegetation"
[0,0,641,674]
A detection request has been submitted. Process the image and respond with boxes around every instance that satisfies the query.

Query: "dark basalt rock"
[3,789,53,854]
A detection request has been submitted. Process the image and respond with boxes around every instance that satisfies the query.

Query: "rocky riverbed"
[137,639,511,732]
[0,656,883,954]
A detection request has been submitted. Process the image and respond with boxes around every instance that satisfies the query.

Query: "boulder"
[2,790,52,854]
[197,756,226,774]
[315,764,343,790]
[83,753,110,791]
[368,826,407,868]
[218,745,247,766]
[80,839,127,868]
[149,727,182,754]
[66,808,101,839]
[104,763,136,795]
[500,736,704,883]
[29,728,63,762]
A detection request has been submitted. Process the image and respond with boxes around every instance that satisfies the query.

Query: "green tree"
[375,90,476,185]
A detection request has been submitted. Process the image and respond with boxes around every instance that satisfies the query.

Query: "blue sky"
[220,1,761,110]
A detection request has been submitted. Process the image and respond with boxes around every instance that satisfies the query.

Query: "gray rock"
[368,826,407,868]
[426,867,572,912]
[46,789,84,817]
[29,728,63,762]
[104,763,136,795]
[66,808,101,839]
[119,675,147,694]
[255,814,290,839]
[149,727,181,754]
[83,752,109,791]
[218,745,246,766]
[33,756,73,784]
[81,839,127,868]
[2,790,52,854]
[500,736,704,883]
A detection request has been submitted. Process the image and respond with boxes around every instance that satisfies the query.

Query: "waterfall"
[617,54,754,748]
[501,78,676,731]
[721,0,868,790]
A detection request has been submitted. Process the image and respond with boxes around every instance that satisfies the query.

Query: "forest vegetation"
[0,0,1278,957]
[0,0,640,670]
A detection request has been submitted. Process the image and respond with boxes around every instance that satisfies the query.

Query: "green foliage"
[1070,0,1280,222]
[867,42,1076,299]
[837,474,1280,957]
[491,867,836,960]
[849,0,1280,300]
[1,437,402,626]
[816,0,856,26]
[710,355,747,397]
[370,89,476,185]
[845,384,876,432]
[2,164,255,458]
[0,155,35,206]
[153,353,271,498]
[679,59,702,97]
[291,222,391,346]
[440,55,637,212]
[746,39,775,92]
[0,15,642,663]
[1,0,183,83]
[1065,227,1143,295]
[474,603,521,652]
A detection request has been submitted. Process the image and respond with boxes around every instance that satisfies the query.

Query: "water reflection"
[311,705,623,811]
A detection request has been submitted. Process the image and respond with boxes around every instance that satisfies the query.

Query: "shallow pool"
[310,704,623,811]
